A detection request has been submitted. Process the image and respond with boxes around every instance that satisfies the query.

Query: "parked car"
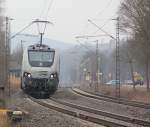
[124,80,144,85]
[124,80,133,85]
[106,80,121,85]
[133,72,144,85]
[134,80,144,85]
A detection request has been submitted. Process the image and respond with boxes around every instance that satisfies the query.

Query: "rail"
[51,97,150,127]
[29,96,134,127]
[72,88,150,109]
[28,95,150,127]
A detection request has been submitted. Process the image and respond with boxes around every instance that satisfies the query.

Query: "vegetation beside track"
[0,99,5,108]
[0,110,11,127]
[80,84,150,104]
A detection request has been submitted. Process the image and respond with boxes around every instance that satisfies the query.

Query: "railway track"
[29,95,150,127]
[72,88,150,109]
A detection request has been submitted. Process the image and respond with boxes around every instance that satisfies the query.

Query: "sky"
[6,0,120,44]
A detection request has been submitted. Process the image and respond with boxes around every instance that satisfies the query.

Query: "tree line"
[119,0,150,91]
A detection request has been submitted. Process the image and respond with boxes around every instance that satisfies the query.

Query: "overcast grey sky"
[6,0,120,43]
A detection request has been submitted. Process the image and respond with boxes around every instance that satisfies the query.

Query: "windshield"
[28,50,55,67]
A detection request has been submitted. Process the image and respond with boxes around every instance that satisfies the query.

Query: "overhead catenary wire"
[39,0,47,19]
[81,0,113,40]
[76,40,93,51]
[32,20,52,45]
[36,0,54,42]
[96,0,112,17]
[33,19,53,35]
[45,0,54,20]
[39,0,54,20]
[90,0,113,21]
[44,0,54,35]
[91,14,116,35]
[10,22,34,40]
[91,19,112,35]
[88,19,116,40]
[9,0,55,47]
[36,20,48,34]
[76,34,110,38]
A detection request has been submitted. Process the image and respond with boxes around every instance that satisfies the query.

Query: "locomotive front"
[21,44,59,97]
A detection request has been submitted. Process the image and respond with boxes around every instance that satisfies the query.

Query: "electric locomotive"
[21,44,60,97]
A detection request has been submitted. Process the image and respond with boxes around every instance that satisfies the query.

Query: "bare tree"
[119,39,137,88]
[11,44,23,67]
[80,51,97,84]
[119,0,150,91]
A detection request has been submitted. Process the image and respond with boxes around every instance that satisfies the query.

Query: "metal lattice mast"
[5,17,11,96]
[95,40,99,92]
[5,17,8,92]
[5,17,13,96]
[87,19,121,97]
[115,17,120,98]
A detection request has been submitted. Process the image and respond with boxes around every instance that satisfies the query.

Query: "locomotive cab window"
[28,50,55,67]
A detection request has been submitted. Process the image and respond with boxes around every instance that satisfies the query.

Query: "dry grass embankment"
[80,83,150,104]
[0,110,11,127]
[0,76,20,127]
[0,75,20,127]
[9,74,21,94]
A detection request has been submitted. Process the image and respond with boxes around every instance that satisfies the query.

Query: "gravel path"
[7,89,104,127]
[52,88,150,121]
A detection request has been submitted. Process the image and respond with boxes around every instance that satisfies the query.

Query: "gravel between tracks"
[7,89,103,127]
[52,88,150,121]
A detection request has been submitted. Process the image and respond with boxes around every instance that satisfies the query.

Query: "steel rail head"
[72,88,150,109]
[51,97,150,127]
[28,96,130,127]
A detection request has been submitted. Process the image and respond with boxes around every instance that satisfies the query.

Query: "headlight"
[27,74,31,78]
[24,72,28,77]
[50,73,57,80]
[24,72,32,78]
[50,74,54,79]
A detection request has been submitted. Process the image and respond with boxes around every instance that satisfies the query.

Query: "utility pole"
[21,40,23,52]
[88,19,121,98]
[114,17,120,98]
[75,36,100,92]
[21,40,26,63]
[5,17,8,90]
[5,17,9,96]
[6,17,9,96]
[0,17,8,104]
[95,40,99,92]
[21,40,26,51]
[5,17,13,96]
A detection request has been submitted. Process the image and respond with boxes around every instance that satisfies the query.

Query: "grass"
[100,85,150,103]
[0,99,5,109]
[0,75,19,127]
[80,83,150,103]
[0,110,11,127]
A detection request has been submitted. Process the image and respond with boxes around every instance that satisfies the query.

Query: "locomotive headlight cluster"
[50,74,57,80]
[50,74,54,79]
[27,73,31,78]
[50,74,54,78]
[24,72,32,78]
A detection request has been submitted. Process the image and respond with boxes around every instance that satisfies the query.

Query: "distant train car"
[21,44,60,97]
